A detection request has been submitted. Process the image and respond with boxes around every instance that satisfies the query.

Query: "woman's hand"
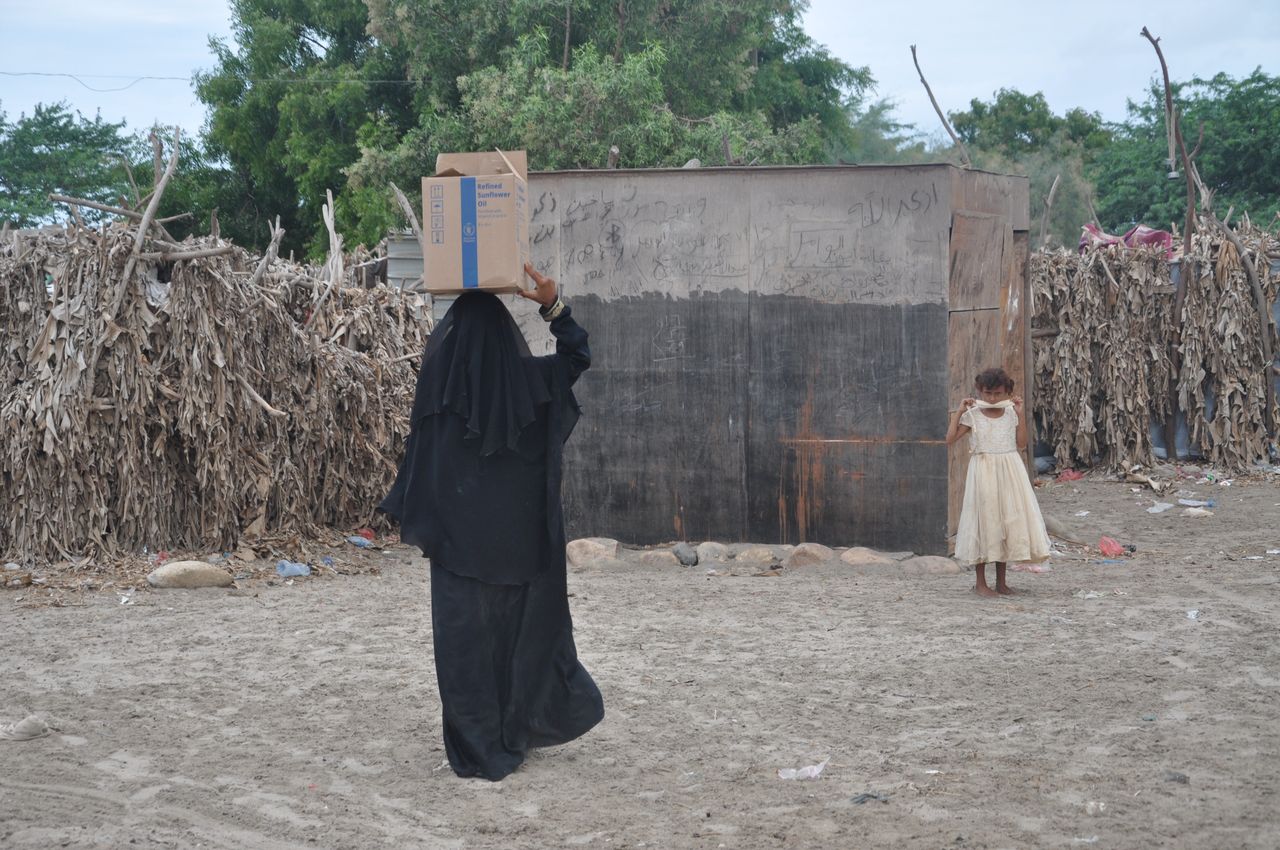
[519,262,558,307]
[961,397,976,410]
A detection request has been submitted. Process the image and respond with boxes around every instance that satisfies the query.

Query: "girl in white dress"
[946,367,1051,597]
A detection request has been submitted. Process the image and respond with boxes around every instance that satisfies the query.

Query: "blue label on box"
[460,176,478,288]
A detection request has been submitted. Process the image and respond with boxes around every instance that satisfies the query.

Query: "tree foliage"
[951,88,1109,158]
[200,0,870,255]
[934,88,1111,247]
[0,103,134,227]
[1089,69,1280,231]
[195,0,417,256]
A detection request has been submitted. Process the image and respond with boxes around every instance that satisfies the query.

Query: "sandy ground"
[3,474,1279,849]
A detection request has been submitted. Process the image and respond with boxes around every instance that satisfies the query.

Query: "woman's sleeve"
[541,301,591,385]
[958,408,975,429]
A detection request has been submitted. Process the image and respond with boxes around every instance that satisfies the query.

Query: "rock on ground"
[695,542,729,563]
[784,543,836,568]
[636,550,680,568]
[734,546,778,565]
[146,560,234,589]
[839,547,896,566]
[672,542,698,566]
[567,538,619,567]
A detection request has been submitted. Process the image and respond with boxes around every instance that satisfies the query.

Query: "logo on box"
[429,185,443,199]
[431,231,443,244]
[430,199,443,212]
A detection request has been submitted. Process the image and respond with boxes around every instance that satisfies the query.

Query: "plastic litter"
[1058,469,1085,482]
[355,528,376,541]
[0,715,53,741]
[1268,549,1280,555]
[851,792,890,804]
[1074,510,1090,517]
[1182,507,1214,517]
[1146,502,1174,514]
[321,556,336,567]
[1011,563,1052,573]
[1186,609,1199,620]
[778,758,828,780]
[1085,801,1108,816]
[1177,498,1214,507]
[275,560,311,578]
[1098,537,1126,557]
[346,535,374,548]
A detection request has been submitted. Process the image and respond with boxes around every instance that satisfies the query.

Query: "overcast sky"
[1,0,1276,139]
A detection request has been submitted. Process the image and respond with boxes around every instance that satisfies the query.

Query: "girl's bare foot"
[974,584,1000,598]
[995,584,1017,595]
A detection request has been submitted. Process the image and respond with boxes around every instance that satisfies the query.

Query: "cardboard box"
[422,150,529,294]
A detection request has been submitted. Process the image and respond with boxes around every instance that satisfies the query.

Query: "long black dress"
[380,291,603,781]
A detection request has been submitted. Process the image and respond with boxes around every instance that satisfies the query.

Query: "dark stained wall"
[508,165,1027,553]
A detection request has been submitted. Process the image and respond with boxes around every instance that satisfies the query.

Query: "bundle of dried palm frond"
[1032,216,1278,471]
[0,219,427,563]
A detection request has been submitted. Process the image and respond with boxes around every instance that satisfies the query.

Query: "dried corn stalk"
[0,220,429,563]
[1032,216,1278,471]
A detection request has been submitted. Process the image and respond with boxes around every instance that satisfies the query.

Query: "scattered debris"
[778,759,829,780]
[851,792,890,804]
[275,560,311,578]
[0,715,54,741]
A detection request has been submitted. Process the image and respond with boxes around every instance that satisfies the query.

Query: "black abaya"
[380,291,602,781]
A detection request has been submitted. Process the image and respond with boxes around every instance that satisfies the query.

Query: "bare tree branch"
[248,216,285,289]
[1039,174,1061,247]
[138,246,236,262]
[389,182,423,244]
[563,0,572,70]
[910,45,971,168]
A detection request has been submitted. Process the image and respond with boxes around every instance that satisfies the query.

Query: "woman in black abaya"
[380,263,603,781]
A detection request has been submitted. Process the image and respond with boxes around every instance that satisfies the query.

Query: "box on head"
[422,149,529,295]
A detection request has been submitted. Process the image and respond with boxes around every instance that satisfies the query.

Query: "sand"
[2,476,1278,849]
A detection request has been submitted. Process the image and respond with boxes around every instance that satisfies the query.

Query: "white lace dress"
[954,403,1051,565]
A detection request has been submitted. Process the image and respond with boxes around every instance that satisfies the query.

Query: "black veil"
[380,291,580,584]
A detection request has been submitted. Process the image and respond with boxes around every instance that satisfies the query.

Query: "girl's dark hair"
[975,367,1014,392]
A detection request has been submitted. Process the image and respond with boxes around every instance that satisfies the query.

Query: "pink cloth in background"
[1079,223,1175,257]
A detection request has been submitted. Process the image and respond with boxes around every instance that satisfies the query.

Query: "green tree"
[0,102,134,227]
[1090,69,1280,231]
[195,0,416,256]
[950,88,1109,158]
[204,0,869,254]
[943,89,1111,248]
[833,98,929,164]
